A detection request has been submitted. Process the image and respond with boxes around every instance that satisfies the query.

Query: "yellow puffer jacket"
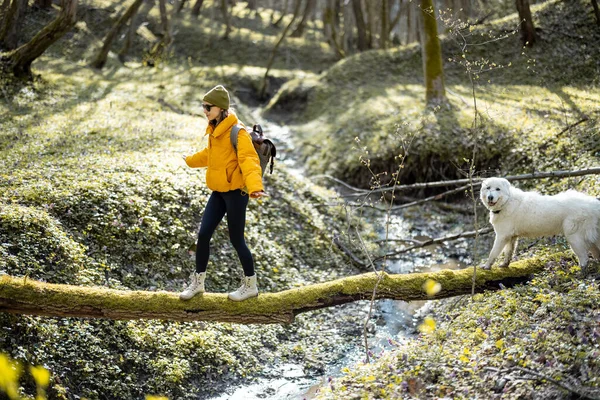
[185,113,263,194]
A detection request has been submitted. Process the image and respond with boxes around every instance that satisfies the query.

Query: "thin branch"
[342,167,600,198]
[372,227,493,261]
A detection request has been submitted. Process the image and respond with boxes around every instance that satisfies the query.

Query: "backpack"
[230,124,276,176]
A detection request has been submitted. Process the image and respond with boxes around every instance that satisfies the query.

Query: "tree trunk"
[323,0,345,58]
[291,0,316,37]
[176,0,187,13]
[351,0,368,51]
[420,0,445,105]
[342,0,354,54]
[380,0,388,49]
[591,0,600,26]
[0,0,28,50]
[0,253,569,324]
[260,0,302,99]
[191,0,204,17]
[1,0,77,79]
[118,0,155,62]
[146,0,172,64]
[91,0,145,69]
[365,0,375,48]
[0,0,10,13]
[388,0,402,36]
[515,0,536,46]
[272,0,288,26]
[220,0,231,39]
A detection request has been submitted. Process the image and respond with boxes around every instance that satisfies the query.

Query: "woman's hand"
[250,191,268,199]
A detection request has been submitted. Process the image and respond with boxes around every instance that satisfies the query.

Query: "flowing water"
[208,113,478,400]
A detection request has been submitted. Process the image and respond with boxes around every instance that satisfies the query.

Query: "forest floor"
[1,0,599,399]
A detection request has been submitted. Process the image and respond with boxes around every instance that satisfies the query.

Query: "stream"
[208,112,481,400]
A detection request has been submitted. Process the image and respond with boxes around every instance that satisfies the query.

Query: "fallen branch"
[0,253,570,324]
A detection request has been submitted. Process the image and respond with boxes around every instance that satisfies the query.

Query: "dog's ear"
[500,178,511,191]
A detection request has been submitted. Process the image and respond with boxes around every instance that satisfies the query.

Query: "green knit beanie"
[202,85,230,110]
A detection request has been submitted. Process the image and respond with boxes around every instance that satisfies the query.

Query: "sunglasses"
[202,104,215,112]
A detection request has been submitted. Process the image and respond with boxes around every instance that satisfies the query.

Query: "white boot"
[228,275,258,301]
[179,272,206,300]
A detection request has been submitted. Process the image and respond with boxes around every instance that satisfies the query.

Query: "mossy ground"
[1,0,599,399]
[264,0,599,190]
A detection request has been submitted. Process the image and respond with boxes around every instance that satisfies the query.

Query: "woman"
[180,85,267,301]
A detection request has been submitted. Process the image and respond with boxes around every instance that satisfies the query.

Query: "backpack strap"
[230,124,242,153]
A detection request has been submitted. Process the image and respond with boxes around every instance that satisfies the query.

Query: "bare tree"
[352,0,369,51]
[0,0,28,50]
[191,0,204,17]
[380,0,389,49]
[0,0,78,79]
[291,0,316,37]
[91,0,145,69]
[118,0,155,62]
[324,0,345,58]
[220,0,231,39]
[260,0,302,98]
[420,0,446,104]
[272,0,289,27]
[515,0,536,46]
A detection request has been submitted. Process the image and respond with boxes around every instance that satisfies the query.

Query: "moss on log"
[0,253,571,324]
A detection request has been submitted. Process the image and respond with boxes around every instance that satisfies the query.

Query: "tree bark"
[118,0,155,62]
[0,253,569,324]
[323,0,345,58]
[420,0,446,105]
[146,0,172,64]
[0,0,28,50]
[380,0,389,49]
[220,0,231,39]
[272,0,288,26]
[515,0,536,46]
[591,0,600,26]
[0,0,77,79]
[190,0,204,17]
[291,0,315,37]
[351,0,368,51]
[91,0,145,69]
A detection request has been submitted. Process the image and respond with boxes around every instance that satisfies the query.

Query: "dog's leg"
[484,235,510,270]
[500,237,518,268]
[591,242,600,260]
[566,234,590,275]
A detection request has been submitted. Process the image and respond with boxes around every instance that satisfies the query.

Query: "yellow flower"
[146,396,169,400]
[0,353,22,400]
[418,316,436,334]
[422,279,441,296]
[30,365,51,389]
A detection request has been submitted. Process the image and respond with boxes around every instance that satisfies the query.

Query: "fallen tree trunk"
[0,253,571,324]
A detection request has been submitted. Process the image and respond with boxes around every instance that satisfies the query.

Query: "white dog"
[480,177,600,274]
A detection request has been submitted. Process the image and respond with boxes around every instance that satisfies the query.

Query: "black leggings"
[195,189,254,276]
